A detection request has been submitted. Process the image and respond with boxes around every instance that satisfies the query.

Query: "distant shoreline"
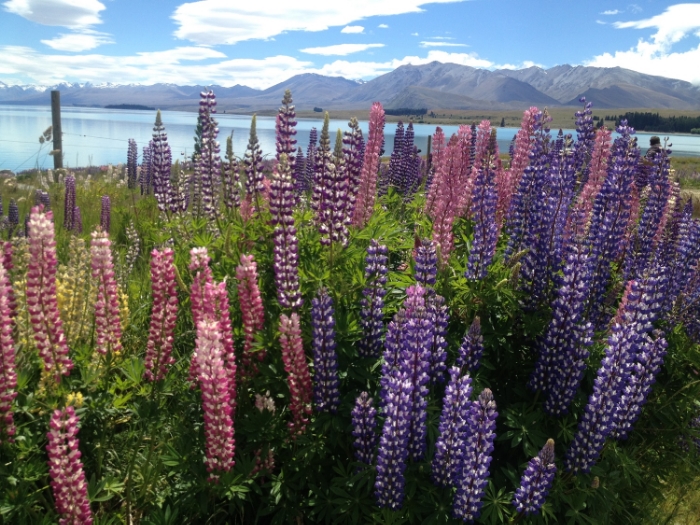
[104,104,155,111]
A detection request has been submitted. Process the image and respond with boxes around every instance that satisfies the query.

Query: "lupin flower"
[196,318,236,482]
[144,248,178,382]
[127,138,138,189]
[91,229,122,355]
[311,288,340,413]
[72,206,83,234]
[513,439,557,516]
[280,313,312,436]
[151,111,173,213]
[195,90,221,218]
[352,392,378,465]
[0,257,17,444]
[27,206,73,383]
[222,134,240,209]
[374,372,413,510]
[388,121,405,188]
[244,115,265,203]
[187,247,213,382]
[302,127,318,195]
[329,129,351,246]
[270,154,303,310]
[235,253,265,375]
[343,117,365,213]
[293,146,306,197]
[453,388,498,523]
[63,175,76,231]
[311,113,335,245]
[432,367,473,487]
[353,102,385,228]
[414,238,437,287]
[426,293,448,383]
[100,195,111,233]
[124,220,140,278]
[8,199,19,236]
[140,142,153,195]
[46,406,93,525]
[457,317,484,372]
[275,89,297,170]
[358,240,388,358]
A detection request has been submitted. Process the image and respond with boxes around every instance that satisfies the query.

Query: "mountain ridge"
[2,62,699,111]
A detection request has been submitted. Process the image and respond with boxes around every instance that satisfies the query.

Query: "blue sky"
[1,0,700,89]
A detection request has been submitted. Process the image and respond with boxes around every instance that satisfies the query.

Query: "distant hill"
[2,62,699,111]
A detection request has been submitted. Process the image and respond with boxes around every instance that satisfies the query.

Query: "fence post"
[51,90,63,174]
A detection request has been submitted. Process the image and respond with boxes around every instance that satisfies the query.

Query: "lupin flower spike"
[513,439,557,516]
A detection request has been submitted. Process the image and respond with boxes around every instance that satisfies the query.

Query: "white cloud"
[341,25,364,34]
[3,0,105,28]
[172,0,465,45]
[596,20,606,25]
[600,9,620,15]
[419,41,467,47]
[41,30,113,51]
[301,43,385,56]
[411,32,419,36]
[378,23,389,28]
[585,4,700,84]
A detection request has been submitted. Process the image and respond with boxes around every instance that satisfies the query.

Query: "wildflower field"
[1,90,700,525]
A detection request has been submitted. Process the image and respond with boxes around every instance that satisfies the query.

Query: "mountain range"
[2,62,700,112]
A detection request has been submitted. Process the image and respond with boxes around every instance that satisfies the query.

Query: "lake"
[2,104,699,173]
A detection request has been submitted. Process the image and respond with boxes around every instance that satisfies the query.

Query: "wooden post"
[426,134,432,170]
[51,90,63,170]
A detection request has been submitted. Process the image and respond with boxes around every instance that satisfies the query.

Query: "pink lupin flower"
[188,247,213,383]
[46,406,93,525]
[574,126,613,225]
[27,205,73,383]
[144,248,178,382]
[196,318,235,482]
[207,281,237,412]
[352,102,385,228]
[425,127,447,216]
[0,258,17,444]
[431,135,463,262]
[279,313,312,436]
[235,253,265,376]
[90,229,122,355]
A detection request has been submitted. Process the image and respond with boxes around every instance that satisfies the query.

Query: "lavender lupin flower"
[432,367,473,487]
[127,138,138,189]
[388,121,405,188]
[457,317,484,372]
[311,288,340,413]
[358,240,388,358]
[293,146,306,196]
[426,293,448,384]
[222,133,240,209]
[244,115,264,203]
[195,90,220,218]
[63,175,76,231]
[100,195,111,233]
[351,392,378,465]
[513,439,557,516]
[275,89,297,170]
[140,141,153,195]
[453,388,498,523]
[414,238,437,287]
[72,206,83,234]
[151,111,173,213]
[343,117,365,213]
[303,127,318,195]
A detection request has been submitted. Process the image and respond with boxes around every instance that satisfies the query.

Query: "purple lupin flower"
[358,240,388,358]
[100,195,111,233]
[565,268,668,473]
[275,89,297,171]
[343,117,365,214]
[72,206,82,234]
[330,129,350,247]
[513,439,557,516]
[244,115,264,203]
[399,121,417,195]
[127,138,138,189]
[303,127,318,195]
[453,388,498,522]
[293,146,306,197]
[8,200,18,237]
[388,121,405,188]
[269,154,302,310]
[195,90,221,218]
[351,392,378,465]
[457,317,484,372]
[63,175,76,231]
[530,242,594,417]
[466,126,500,281]
[432,367,473,487]
[426,292,448,384]
[311,288,340,413]
[152,111,173,213]
[140,140,153,195]
[414,238,437,287]
[312,113,334,245]
[374,371,413,510]
[222,133,240,209]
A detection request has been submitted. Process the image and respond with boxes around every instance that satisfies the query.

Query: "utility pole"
[51,90,63,170]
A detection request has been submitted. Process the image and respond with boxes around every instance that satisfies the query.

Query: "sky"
[1,0,700,89]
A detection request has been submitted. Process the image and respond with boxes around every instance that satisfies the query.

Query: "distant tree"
[313,107,323,113]
[500,117,505,127]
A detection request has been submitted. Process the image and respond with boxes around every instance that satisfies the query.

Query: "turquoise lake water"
[1,104,699,173]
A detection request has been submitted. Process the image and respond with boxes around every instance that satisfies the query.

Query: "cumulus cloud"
[301,43,384,56]
[341,25,364,33]
[419,41,467,47]
[172,0,464,45]
[600,9,620,15]
[41,30,113,51]
[3,0,105,28]
[585,3,700,84]
[378,23,389,28]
